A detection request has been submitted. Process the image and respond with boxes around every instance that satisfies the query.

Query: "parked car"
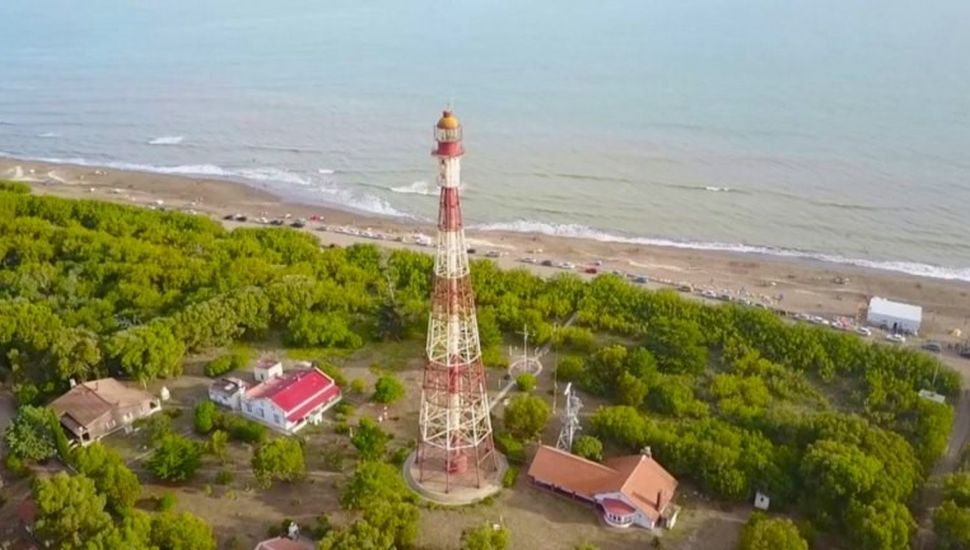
[633,276,649,284]
[701,290,718,299]
[222,214,235,220]
[584,267,598,274]
[485,251,500,258]
[885,333,906,344]
[290,219,307,228]
[234,214,248,222]
[541,259,553,267]
[855,326,872,337]
[922,341,943,353]
[466,248,477,254]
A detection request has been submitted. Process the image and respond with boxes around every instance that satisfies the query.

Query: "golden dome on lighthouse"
[437,110,460,130]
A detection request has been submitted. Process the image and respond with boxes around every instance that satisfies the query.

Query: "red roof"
[602,498,636,516]
[285,384,341,422]
[247,368,340,418]
[528,445,678,521]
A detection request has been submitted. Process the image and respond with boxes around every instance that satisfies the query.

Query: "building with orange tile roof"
[527,445,679,529]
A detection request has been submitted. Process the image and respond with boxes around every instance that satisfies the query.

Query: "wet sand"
[3,158,969,347]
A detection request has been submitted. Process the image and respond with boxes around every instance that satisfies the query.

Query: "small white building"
[867,296,922,335]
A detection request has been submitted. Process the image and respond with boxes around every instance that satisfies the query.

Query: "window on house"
[274,414,281,424]
[259,409,264,418]
[245,403,252,413]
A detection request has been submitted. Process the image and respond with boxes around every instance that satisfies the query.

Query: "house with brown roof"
[527,445,679,529]
[49,378,161,445]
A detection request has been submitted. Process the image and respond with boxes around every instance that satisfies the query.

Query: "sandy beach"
[3,157,969,351]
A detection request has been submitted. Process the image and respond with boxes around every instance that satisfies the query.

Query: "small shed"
[754,492,770,510]
[867,297,922,335]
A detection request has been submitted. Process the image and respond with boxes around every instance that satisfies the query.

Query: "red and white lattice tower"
[417,110,497,490]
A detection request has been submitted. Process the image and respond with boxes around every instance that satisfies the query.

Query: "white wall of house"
[241,397,288,429]
[209,389,242,410]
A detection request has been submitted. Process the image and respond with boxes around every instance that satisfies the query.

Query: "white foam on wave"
[317,168,335,175]
[148,135,184,145]
[390,180,437,196]
[472,220,970,282]
[38,132,60,138]
[705,186,731,192]
[8,153,408,219]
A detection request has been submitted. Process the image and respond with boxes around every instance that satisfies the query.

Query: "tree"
[86,510,153,549]
[462,522,510,550]
[515,373,537,392]
[572,435,604,462]
[193,400,217,434]
[286,311,362,348]
[935,500,970,550]
[846,499,913,550]
[738,513,808,550]
[943,473,970,507]
[251,437,306,487]
[504,394,551,440]
[151,511,217,550]
[148,434,202,482]
[4,405,59,461]
[71,443,141,515]
[319,502,419,550]
[32,472,112,549]
[341,460,413,510]
[800,439,881,503]
[373,374,406,404]
[644,317,708,375]
[351,417,391,461]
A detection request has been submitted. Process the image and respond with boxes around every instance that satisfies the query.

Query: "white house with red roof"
[208,361,341,434]
[527,445,680,529]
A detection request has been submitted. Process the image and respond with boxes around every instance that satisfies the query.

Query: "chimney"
[69,378,77,388]
[656,490,663,510]
[643,446,652,458]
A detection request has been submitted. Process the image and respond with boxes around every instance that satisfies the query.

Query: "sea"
[1,0,969,281]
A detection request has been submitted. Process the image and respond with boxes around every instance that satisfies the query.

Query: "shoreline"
[3,156,970,345]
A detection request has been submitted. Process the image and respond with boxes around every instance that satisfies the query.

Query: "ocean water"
[1,0,969,281]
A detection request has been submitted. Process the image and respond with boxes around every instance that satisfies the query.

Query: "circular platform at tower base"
[403,451,508,506]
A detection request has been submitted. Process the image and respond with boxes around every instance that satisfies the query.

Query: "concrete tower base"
[403,450,508,506]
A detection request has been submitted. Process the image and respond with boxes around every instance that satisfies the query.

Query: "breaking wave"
[4,154,408,218]
[148,135,184,145]
[471,220,970,282]
[390,180,437,196]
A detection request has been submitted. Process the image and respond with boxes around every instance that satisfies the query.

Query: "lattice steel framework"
[417,111,497,490]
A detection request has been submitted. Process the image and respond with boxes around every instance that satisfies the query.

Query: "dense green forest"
[0,181,961,548]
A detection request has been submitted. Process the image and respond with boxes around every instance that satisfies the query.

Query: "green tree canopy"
[252,437,306,487]
[372,374,406,404]
[738,513,808,550]
[150,511,217,550]
[504,394,551,440]
[71,443,141,515]
[148,433,202,482]
[32,472,112,549]
[4,405,59,461]
[462,522,510,550]
[572,435,604,462]
[351,416,391,461]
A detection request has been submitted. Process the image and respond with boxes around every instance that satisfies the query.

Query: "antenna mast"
[556,382,583,452]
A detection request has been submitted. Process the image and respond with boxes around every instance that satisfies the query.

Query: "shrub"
[502,465,520,488]
[0,181,31,193]
[333,401,355,416]
[494,432,526,464]
[350,378,367,395]
[373,374,406,404]
[215,469,234,485]
[503,394,551,440]
[516,373,537,392]
[158,492,178,511]
[204,353,247,378]
[193,401,217,435]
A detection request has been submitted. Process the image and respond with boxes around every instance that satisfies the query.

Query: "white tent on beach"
[867,296,922,335]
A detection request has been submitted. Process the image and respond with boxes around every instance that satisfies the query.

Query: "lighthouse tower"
[413,110,499,493]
